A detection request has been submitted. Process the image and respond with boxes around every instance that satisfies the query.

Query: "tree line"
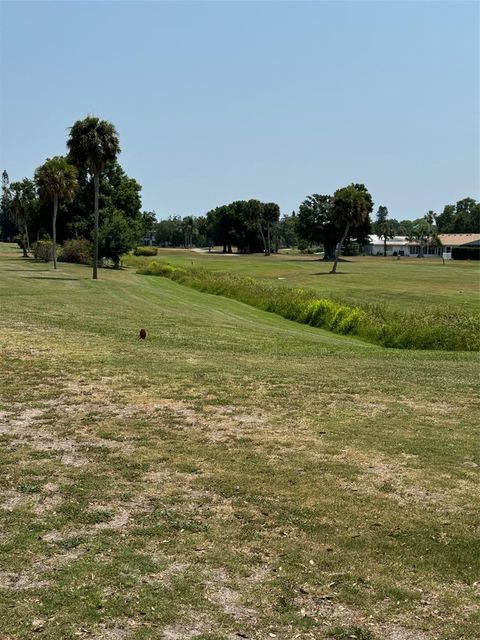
[2,114,479,277]
[0,116,155,278]
[153,194,479,261]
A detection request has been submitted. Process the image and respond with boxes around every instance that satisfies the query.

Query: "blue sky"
[1,1,478,220]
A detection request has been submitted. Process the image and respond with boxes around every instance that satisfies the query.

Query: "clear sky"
[1,1,478,220]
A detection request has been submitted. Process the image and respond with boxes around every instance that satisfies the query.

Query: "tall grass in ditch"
[139,261,480,351]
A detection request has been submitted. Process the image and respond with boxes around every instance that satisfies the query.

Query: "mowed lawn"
[1,243,479,640]
[126,249,480,314]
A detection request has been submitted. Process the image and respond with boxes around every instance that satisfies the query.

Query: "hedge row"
[451,246,480,260]
[139,261,480,352]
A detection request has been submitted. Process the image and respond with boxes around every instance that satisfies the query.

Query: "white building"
[364,235,420,257]
[364,233,480,259]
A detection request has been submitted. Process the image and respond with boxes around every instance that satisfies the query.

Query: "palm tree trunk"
[259,227,267,255]
[23,223,30,257]
[267,222,271,256]
[384,237,387,257]
[93,172,99,279]
[330,224,350,274]
[52,194,58,269]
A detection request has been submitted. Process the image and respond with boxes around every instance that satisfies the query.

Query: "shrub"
[134,246,158,256]
[451,246,480,260]
[58,238,93,265]
[32,239,53,262]
[142,261,187,278]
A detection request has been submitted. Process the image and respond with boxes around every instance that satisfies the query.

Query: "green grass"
[125,248,480,313]
[1,242,479,640]
[137,260,480,350]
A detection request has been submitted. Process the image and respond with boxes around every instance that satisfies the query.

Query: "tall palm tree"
[34,156,78,269]
[9,178,37,257]
[330,184,372,274]
[375,205,395,256]
[263,202,280,255]
[67,116,120,279]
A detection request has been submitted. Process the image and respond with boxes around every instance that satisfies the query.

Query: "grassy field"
[125,249,480,314]
[1,242,479,640]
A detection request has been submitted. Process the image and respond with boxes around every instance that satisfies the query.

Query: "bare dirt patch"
[41,497,150,543]
[333,448,477,513]
[161,612,228,640]
[204,567,258,622]
[74,619,137,639]
[0,549,82,591]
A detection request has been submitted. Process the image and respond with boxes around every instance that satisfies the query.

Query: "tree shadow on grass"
[25,275,80,281]
[2,267,53,272]
[313,271,348,275]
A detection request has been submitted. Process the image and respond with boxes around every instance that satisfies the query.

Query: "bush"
[32,239,53,262]
[134,246,158,256]
[137,261,480,351]
[451,246,480,260]
[297,239,316,254]
[58,238,93,265]
[142,261,187,278]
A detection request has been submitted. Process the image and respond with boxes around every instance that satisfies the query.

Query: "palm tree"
[406,219,430,258]
[67,116,120,279]
[330,184,372,274]
[263,202,280,255]
[35,157,78,269]
[182,216,194,249]
[9,178,37,257]
[374,206,395,256]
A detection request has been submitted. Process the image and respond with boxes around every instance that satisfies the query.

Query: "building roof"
[437,233,480,247]
[367,235,418,246]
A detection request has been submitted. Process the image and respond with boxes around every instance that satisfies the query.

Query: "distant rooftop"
[368,235,418,246]
[437,233,480,246]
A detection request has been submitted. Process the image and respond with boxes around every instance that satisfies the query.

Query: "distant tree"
[263,202,281,255]
[424,210,436,231]
[195,215,210,249]
[203,200,280,254]
[242,199,266,253]
[155,216,184,247]
[374,205,395,256]
[98,207,140,268]
[454,198,480,232]
[140,210,157,240]
[330,184,373,273]
[406,218,430,258]
[206,205,235,253]
[425,198,479,234]
[34,156,78,269]
[9,178,38,256]
[182,216,194,248]
[67,116,121,279]
[277,213,298,249]
[0,171,17,241]
[435,204,456,233]
[296,194,337,259]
